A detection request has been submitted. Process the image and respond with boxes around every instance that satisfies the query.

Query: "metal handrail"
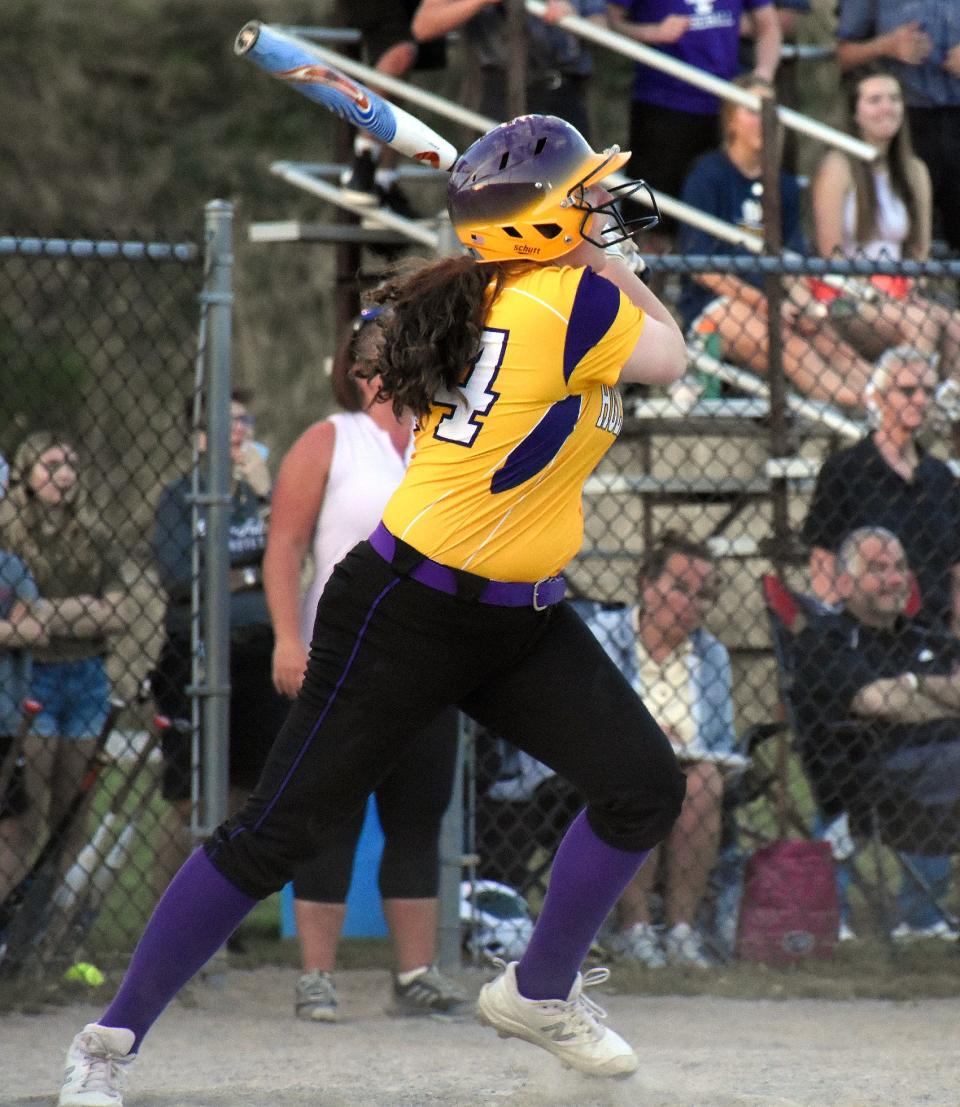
[523,0,875,163]
[262,32,768,252]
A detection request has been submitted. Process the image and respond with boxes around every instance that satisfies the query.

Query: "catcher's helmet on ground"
[447,114,659,262]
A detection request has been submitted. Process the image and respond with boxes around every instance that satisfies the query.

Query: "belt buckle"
[532,578,551,612]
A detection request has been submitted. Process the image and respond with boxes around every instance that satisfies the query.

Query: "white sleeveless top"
[300,410,413,643]
[842,169,909,260]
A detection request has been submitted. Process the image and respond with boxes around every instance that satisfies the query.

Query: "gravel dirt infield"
[3,965,957,1106]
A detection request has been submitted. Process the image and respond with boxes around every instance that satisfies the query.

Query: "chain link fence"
[465,250,960,970]
[2,209,959,987]
[0,226,213,983]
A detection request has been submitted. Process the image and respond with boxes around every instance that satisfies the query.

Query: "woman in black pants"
[58,113,688,1105]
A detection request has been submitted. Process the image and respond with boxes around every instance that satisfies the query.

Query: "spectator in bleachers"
[835,0,960,257]
[577,534,737,968]
[792,526,959,942]
[412,0,605,139]
[0,432,130,881]
[149,391,287,903]
[607,0,781,249]
[0,547,47,903]
[810,65,960,378]
[340,0,447,215]
[676,75,875,410]
[801,346,960,634]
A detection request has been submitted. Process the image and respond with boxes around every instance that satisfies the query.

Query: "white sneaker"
[838,921,858,942]
[603,922,667,968]
[476,960,638,1078]
[59,1023,135,1107]
[891,920,959,943]
[664,922,712,969]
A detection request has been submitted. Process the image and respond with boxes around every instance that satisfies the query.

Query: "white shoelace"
[562,967,610,1040]
[492,958,612,1040]
[74,1036,131,1093]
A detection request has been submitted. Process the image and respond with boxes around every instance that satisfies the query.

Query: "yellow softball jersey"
[382,263,645,581]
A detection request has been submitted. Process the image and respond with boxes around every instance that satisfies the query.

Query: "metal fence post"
[199,200,234,835]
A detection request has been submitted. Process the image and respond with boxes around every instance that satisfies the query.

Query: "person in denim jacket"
[575,532,739,968]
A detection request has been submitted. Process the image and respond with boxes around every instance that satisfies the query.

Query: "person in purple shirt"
[607,0,781,246]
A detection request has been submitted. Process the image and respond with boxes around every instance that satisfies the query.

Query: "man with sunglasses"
[803,345,960,634]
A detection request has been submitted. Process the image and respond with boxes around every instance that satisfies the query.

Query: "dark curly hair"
[362,255,515,421]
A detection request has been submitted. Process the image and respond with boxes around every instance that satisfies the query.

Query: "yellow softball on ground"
[64,962,105,987]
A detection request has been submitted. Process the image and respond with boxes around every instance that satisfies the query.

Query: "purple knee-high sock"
[515,810,650,1001]
[101,848,257,1050]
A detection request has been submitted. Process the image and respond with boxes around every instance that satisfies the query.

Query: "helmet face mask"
[570,178,661,249]
[447,115,659,263]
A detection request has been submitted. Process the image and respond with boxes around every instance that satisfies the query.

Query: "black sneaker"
[340,149,378,205]
[390,966,468,1016]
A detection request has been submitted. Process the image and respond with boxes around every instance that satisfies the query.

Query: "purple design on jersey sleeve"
[563,267,621,384]
[490,395,582,494]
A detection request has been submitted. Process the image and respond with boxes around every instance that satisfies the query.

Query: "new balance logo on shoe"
[539,1022,581,1043]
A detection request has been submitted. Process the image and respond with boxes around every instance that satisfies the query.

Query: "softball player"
[58,114,689,1106]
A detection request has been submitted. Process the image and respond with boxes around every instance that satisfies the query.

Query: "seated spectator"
[578,534,741,968]
[0,433,130,874]
[792,526,960,941]
[0,548,47,903]
[801,346,960,633]
[834,0,960,257]
[677,75,875,410]
[412,0,605,139]
[810,65,960,378]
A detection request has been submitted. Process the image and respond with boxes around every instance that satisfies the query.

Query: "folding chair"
[761,573,959,940]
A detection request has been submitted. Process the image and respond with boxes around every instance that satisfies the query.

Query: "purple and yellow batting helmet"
[447,115,658,263]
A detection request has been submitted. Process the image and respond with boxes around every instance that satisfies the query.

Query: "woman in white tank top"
[812,66,960,383]
[261,308,464,1022]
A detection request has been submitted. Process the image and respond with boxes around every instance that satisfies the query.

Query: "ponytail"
[367,255,508,421]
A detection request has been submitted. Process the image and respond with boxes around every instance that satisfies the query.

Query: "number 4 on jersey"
[433,328,506,446]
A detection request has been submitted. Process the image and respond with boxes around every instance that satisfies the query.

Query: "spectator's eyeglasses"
[888,384,934,397]
[232,412,255,428]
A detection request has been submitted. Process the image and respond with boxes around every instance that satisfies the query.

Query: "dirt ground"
[3,965,957,1107]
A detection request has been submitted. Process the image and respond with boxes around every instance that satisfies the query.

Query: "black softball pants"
[206,540,685,900]
[291,705,458,902]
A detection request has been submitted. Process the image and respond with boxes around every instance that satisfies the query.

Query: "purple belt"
[369,523,566,611]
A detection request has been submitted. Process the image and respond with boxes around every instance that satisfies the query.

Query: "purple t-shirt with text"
[609,0,774,114]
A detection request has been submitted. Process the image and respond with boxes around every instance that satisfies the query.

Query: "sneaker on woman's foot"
[59,1023,134,1107]
[604,922,667,968]
[295,970,339,1022]
[476,960,639,1077]
[391,965,468,1016]
[664,921,712,969]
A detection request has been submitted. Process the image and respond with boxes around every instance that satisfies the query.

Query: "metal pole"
[200,200,234,835]
[506,0,528,119]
